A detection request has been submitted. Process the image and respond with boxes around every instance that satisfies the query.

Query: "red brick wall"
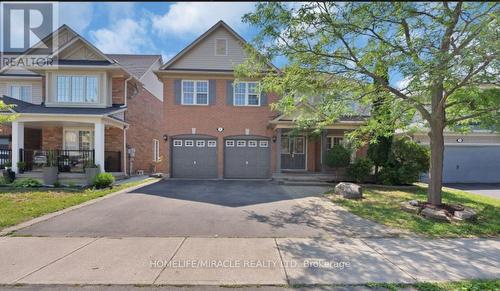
[125,86,165,174]
[42,127,63,150]
[105,127,123,152]
[112,78,125,105]
[161,76,280,178]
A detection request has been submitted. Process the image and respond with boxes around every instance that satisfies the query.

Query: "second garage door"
[171,137,217,179]
[443,145,500,183]
[224,136,271,179]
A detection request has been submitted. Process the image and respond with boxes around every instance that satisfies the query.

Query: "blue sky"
[58,2,259,62]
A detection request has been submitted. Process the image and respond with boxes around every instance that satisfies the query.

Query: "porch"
[8,115,127,174]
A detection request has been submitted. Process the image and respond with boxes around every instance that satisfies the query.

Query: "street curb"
[0,178,161,237]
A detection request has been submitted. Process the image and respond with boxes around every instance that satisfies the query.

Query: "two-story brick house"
[155,21,366,179]
[0,25,164,179]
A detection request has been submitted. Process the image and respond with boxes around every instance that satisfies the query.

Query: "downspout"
[123,75,132,175]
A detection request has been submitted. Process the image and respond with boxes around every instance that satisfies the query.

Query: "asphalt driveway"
[15,180,400,238]
[446,183,500,200]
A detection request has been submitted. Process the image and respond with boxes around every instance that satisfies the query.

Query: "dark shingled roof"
[107,54,161,79]
[0,95,125,115]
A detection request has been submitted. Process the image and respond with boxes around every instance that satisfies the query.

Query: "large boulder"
[400,201,421,214]
[335,182,362,199]
[454,207,477,221]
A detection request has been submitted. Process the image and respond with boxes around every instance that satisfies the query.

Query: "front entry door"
[280,135,306,170]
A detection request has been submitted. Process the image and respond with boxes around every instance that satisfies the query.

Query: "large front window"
[234,82,260,106]
[64,129,94,151]
[57,75,98,103]
[182,80,208,105]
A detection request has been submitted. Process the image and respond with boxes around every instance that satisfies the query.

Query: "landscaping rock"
[400,201,421,214]
[335,182,362,199]
[421,207,451,222]
[454,207,477,221]
[409,200,419,206]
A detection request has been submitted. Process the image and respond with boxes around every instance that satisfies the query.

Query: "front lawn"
[329,184,500,238]
[0,178,156,230]
[366,279,500,291]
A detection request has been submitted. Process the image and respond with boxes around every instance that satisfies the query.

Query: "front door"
[280,135,306,170]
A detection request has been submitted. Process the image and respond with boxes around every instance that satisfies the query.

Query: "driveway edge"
[0,178,161,236]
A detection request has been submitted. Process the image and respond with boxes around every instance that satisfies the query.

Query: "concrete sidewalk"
[0,237,498,286]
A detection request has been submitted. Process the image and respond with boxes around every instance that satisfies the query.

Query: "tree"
[0,100,16,124]
[238,2,499,205]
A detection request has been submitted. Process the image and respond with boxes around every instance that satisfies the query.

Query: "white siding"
[0,78,43,104]
[140,59,163,101]
[170,27,248,70]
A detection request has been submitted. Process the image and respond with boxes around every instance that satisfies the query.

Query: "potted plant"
[84,160,100,186]
[17,161,26,174]
[42,151,58,185]
[2,161,15,183]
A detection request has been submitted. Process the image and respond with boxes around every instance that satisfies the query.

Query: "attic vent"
[215,39,227,56]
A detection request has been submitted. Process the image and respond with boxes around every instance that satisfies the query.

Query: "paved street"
[0,236,498,285]
[14,180,402,238]
[446,183,500,200]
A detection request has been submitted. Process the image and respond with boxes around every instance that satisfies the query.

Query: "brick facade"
[125,86,165,174]
[42,127,63,150]
[112,78,125,105]
[161,75,279,178]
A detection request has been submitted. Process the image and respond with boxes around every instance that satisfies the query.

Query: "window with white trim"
[225,140,235,147]
[10,85,32,102]
[327,136,344,149]
[173,140,182,147]
[153,139,160,162]
[196,140,205,147]
[259,140,269,148]
[207,140,217,147]
[56,75,98,103]
[182,80,208,105]
[248,140,257,147]
[215,38,228,56]
[237,140,246,147]
[184,140,194,147]
[234,82,260,106]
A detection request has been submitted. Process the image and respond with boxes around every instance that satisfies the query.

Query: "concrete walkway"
[0,236,498,286]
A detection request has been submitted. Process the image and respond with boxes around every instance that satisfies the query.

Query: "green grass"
[365,279,500,290]
[329,183,500,238]
[0,178,156,230]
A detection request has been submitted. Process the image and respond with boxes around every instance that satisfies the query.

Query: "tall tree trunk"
[428,118,445,206]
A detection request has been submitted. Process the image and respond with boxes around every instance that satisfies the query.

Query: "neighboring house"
[155,21,367,179]
[411,130,500,183]
[0,25,164,177]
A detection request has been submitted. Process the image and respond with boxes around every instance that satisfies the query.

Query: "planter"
[85,167,100,186]
[42,166,58,185]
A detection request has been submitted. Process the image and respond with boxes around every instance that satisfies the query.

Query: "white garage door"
[443,145,500,183]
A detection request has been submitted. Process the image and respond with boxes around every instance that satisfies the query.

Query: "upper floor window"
[234,82,260,106]
[215,39,227,56]
[57,75,98,103]
[10,85,31,102]
[182,80,208,105]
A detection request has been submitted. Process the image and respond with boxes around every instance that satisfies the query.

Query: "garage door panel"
[443,146,500,183]
[172,139,217,179]
[224,138,271,179]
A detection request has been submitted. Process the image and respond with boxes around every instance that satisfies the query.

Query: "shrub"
[93,173,115,189]
[347,157,374,183]
[325,144,351,168]
[379,137,430,185]
[12,178,42,188]
[53,180,62,188]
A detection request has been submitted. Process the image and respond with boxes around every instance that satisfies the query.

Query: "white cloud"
[395,77,411,90]
[59,2,93,33]
[152,2,254,37]
[90,18,154,54]
[105,2,136,22]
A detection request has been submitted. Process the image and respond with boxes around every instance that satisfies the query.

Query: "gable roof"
[160,20,279,72]
[107,54,162,79]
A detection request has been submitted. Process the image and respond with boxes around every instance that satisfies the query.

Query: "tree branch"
[446,106,500,124]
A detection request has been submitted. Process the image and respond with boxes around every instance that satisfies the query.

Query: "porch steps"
[272,173,336,187]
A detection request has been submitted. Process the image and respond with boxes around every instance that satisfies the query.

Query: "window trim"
[196,140,206,147]
[184,140,194,147]
[62,127,94,151]
[153,139,160,162]
[259,140,269,148]
[173,140,182,147]
[181,80,209,106]
[214,38,228,56]
[225,140,235,147]
[236,140,246,147]
[233,81,260,107]
[207,140,217,147]
[9,84,32,103]
[248,140,257,147]
[327,135,344,149]
[56,74,99,104]
[294,136,305,154]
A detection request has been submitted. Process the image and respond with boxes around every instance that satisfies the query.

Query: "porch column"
[321,129,328,172]
[94,121,105,173]
[11,121,24,173]
[276,128,281,173]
